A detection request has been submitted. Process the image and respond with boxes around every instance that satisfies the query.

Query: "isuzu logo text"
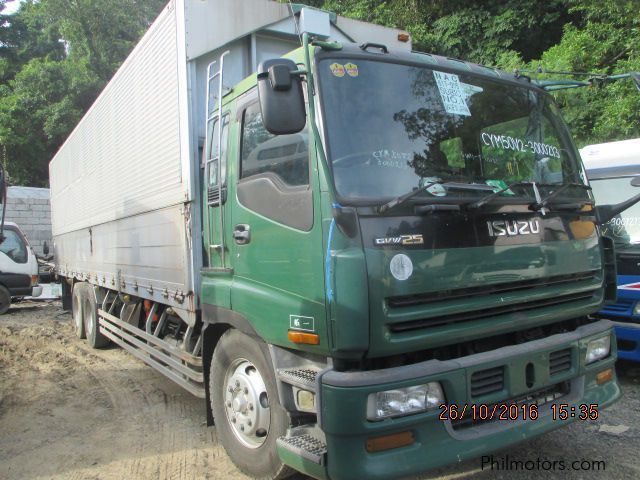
[374,234,424,246]
[487,220,540,237]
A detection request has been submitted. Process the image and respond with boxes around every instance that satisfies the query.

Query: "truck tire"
[72,283,86,339]
[209,329,293,479]
[83,286,110,349]
[0,285,11,315]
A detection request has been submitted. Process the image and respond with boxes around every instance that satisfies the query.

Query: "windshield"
[590,176,640,247]
[317,58,587,204]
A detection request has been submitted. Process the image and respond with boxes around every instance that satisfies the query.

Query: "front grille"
[549,348,572,375]
[618,339,637,352]
[387,271,598,308]
[602,298,633,314]
[451,381,570,431]
[471,366,504,397]
[389,290,597,333]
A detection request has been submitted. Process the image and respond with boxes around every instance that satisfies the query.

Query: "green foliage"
[0,0,165,186]
[516,0,640,146]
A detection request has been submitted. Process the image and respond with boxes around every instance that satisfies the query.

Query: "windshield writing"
[318,58,585,203]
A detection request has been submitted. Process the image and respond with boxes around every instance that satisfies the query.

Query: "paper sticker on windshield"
[433,71,471,116]
[330,63,345,77]
[345,62,359,77]
[485,179,515,195]
[422,176,446,197]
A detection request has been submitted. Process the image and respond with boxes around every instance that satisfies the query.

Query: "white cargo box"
[49,0,411,324]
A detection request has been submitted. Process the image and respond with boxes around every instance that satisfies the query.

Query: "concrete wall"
[5,187,52,257]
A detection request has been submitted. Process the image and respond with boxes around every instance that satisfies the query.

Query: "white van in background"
[0,221,42,314]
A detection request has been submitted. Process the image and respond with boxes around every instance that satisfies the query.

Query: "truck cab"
[0,221,42,313]
[582,138,640,361]
[200,39,620,479]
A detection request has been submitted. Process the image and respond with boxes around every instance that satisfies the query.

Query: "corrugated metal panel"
[54,204,195,322]
[49,4,186,237]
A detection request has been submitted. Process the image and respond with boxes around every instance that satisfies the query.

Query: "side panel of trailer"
[49,2,198,321]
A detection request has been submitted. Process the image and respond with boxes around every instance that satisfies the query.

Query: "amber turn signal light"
[288,330,320,345]
[596,368,613,385]
[366,431,415,453]
[397,33,410,43]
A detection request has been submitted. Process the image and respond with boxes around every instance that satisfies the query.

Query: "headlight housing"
[367,382,444,420]
[585,335,611,364]
[633,302,640,316]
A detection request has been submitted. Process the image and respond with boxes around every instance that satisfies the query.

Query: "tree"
[515,0,640,146]
[0,0,165,186]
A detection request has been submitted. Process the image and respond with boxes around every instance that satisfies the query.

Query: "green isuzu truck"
[50,2,620,479]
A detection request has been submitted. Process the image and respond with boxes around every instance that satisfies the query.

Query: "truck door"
[229,98,324,342]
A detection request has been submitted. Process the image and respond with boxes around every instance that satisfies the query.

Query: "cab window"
[240,103,309,186]
[0,229,28,264]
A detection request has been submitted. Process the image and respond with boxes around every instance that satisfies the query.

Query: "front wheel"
[0,285,11,315]
[210,329,293,479]
[83,285,109,349]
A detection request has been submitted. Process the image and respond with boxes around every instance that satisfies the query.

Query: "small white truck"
[0,221,42,313]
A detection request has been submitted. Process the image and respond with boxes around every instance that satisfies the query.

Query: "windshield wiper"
[378,181,495,214]
[530,182,591,211]
[466,181,534,210]
[378,180,442,214]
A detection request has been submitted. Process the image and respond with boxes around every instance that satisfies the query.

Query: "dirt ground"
[1,300,639,480]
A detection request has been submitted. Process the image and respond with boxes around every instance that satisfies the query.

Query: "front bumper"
[317,320,620,480]
[613,322,640,361]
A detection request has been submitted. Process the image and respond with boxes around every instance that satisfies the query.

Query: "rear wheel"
[83,286,109,348]
[210,329,293,479]
[0,285,11,315]
[72,283,85,339]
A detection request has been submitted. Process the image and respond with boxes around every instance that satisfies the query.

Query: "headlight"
[585,335,611,364]
[367,382,444,420]
[633,302,640,316]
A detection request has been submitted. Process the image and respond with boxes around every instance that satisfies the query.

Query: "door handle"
[233,224,251,245]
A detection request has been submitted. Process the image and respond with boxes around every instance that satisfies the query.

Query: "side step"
[98,309,205,398]
[277,367,320,391]
[277,427,327,465]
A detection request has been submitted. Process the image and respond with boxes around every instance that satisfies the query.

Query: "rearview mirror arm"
[596,192,640,225]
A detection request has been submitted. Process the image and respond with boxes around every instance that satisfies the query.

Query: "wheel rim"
[223,358,271,449]
[73,295,82,332]
[85,299,94,336]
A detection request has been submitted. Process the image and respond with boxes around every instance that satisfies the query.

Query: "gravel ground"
[0,300,638,480]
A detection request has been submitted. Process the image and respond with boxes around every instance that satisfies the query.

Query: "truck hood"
[358,210,604,358]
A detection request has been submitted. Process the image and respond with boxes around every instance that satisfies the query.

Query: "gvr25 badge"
[374,234,424,246]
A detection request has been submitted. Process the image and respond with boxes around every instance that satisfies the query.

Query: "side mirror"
[43,241,50,256]
[257,59,306,135]
[595,177,640,224]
